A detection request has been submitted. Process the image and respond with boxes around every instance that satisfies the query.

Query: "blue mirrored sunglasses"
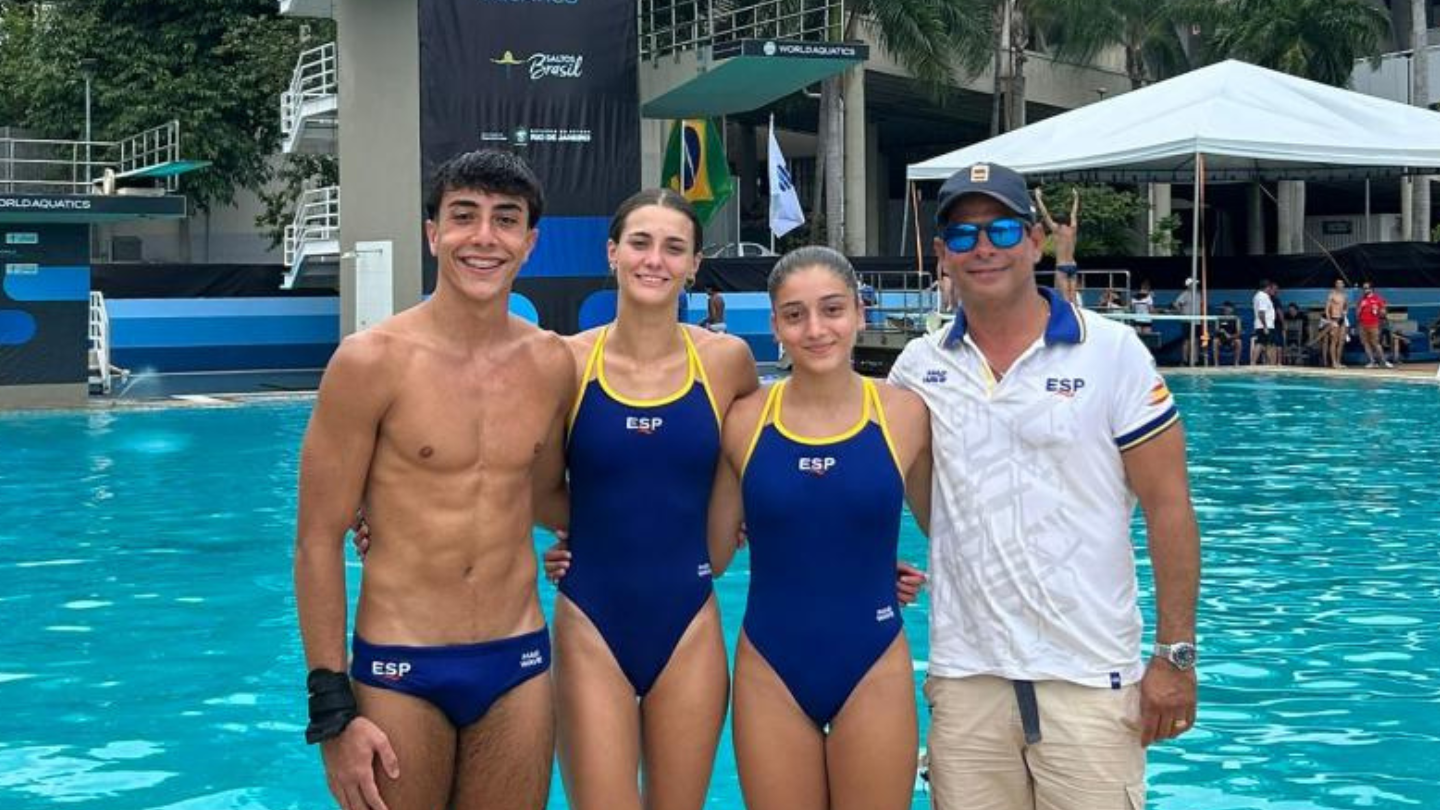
[941,218,1028,253]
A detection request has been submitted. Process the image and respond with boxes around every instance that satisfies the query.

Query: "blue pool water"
[1,373,1437,809]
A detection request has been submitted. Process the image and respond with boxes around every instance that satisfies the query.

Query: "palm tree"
[1410,0,1430,239]
[812,0,993,249]
[1198,0,1389,87]
[1033,0,1195,90]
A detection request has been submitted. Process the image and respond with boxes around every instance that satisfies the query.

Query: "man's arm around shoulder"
[532,331,577,533]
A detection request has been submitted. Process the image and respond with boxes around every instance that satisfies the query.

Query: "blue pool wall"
[103,290,1438,374]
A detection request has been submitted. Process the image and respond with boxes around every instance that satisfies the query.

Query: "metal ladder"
[88,291,113,394]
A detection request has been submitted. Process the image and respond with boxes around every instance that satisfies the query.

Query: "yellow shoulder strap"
[866,378,905,478]
[740,381,783,476]
[567,327,608,429]
[682,328,723,430]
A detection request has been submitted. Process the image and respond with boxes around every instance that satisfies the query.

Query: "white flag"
[768,120,804,239]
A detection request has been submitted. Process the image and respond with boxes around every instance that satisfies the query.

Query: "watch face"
[1170,643,1197,668]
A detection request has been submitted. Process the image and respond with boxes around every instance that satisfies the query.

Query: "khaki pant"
[924,675,1145,810]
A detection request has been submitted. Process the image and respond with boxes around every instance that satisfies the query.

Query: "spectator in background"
[702,284,728,333]
[1212,302,1243,367]
[1172,278,1200,365]
[1252,279,1278,365]
[1285,303,1305,345]
[1269,283,1287,365]
[1324,279,1349,369]
[1035,187,1081,305]
[1381,323,1410,365]
[1356,282,1393,369]
[1132,281,1155,334]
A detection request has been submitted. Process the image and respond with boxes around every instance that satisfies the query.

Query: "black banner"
[0,224,89,387]
[418,0,638,218]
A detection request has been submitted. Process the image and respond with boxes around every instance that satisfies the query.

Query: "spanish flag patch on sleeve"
[1148,378,1173,407]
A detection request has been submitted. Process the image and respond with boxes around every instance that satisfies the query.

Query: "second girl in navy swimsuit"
[710,245,934,810]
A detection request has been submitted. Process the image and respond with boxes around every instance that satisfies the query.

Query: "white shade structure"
[908,60,1440,184]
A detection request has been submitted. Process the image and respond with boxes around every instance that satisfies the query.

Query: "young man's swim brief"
[1057,262,1078,277]
[350,627,550,727]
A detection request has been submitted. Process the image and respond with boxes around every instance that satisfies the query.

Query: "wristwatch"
[1153,641,1198,671]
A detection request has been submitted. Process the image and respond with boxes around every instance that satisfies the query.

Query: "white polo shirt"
[889,287,1178,687]
[1253,290,1275,330]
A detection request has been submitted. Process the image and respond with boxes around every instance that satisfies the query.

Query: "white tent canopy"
[907,60,1440,183]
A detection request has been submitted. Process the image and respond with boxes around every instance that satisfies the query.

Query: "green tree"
[1034,0,1196,90]
[0,0,331,211]
[1038,182,1149,256]
[1195,0,1388,86]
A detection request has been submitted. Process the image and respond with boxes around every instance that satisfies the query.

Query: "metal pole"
[1190,155,1203,366]
[84,75,92,180]
[1365,179,1372,242]
[80,58,96,184]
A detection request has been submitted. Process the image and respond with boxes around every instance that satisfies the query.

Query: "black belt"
[1012,680,1042,745]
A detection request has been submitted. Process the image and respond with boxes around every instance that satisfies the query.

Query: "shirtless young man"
[1034,187,1079,304]
[294,150,574,810]
[1324,279,1349,369]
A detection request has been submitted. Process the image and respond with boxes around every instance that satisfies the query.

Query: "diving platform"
[282,185,340,290]
[281,42,339,155]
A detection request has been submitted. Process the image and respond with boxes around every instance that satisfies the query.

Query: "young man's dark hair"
[423,149,545,226]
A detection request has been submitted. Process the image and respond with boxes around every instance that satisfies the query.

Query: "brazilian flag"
[661,119,734,226]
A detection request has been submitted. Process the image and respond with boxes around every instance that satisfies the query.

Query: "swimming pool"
[0,373,1436,809]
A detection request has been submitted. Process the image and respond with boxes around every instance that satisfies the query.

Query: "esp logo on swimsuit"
[625,416,663,435]
[371,661,412,681]
[1045,377,1086,397]
[798,457,837,476]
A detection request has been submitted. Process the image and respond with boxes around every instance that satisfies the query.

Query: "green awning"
[641,39,868,119]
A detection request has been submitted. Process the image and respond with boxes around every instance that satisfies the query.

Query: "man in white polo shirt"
[889,163,1200,810]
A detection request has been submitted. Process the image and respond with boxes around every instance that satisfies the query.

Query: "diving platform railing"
[1,121,202,195]
[639,0,844,60]
[281,42,339,154]
[282,184,340,289]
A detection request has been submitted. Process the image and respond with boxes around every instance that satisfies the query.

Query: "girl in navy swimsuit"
[544,189,758,810]
[709,246,933,810]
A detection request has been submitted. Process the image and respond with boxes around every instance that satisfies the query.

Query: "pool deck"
[1167,361,1440,384]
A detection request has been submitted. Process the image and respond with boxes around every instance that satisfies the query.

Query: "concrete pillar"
[1402,176,1415,240]
[843,66,866,255]
[823,75,843,251]
[1276,180,1306,254]
[339,0,423,336]
[866,123,883,256]
[1247,182,1266,255]
[1148,183,1172,256]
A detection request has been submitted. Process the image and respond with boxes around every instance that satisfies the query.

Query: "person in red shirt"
[1356,282,1393,369]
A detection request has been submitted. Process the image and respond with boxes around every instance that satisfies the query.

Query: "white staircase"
[282,185,341,289]
[281,42,339,155]
[88,291,125,394]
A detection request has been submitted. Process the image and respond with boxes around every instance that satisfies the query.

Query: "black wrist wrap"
[305,668,358,744]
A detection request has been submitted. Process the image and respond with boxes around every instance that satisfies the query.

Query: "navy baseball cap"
[935,163,1035,225]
